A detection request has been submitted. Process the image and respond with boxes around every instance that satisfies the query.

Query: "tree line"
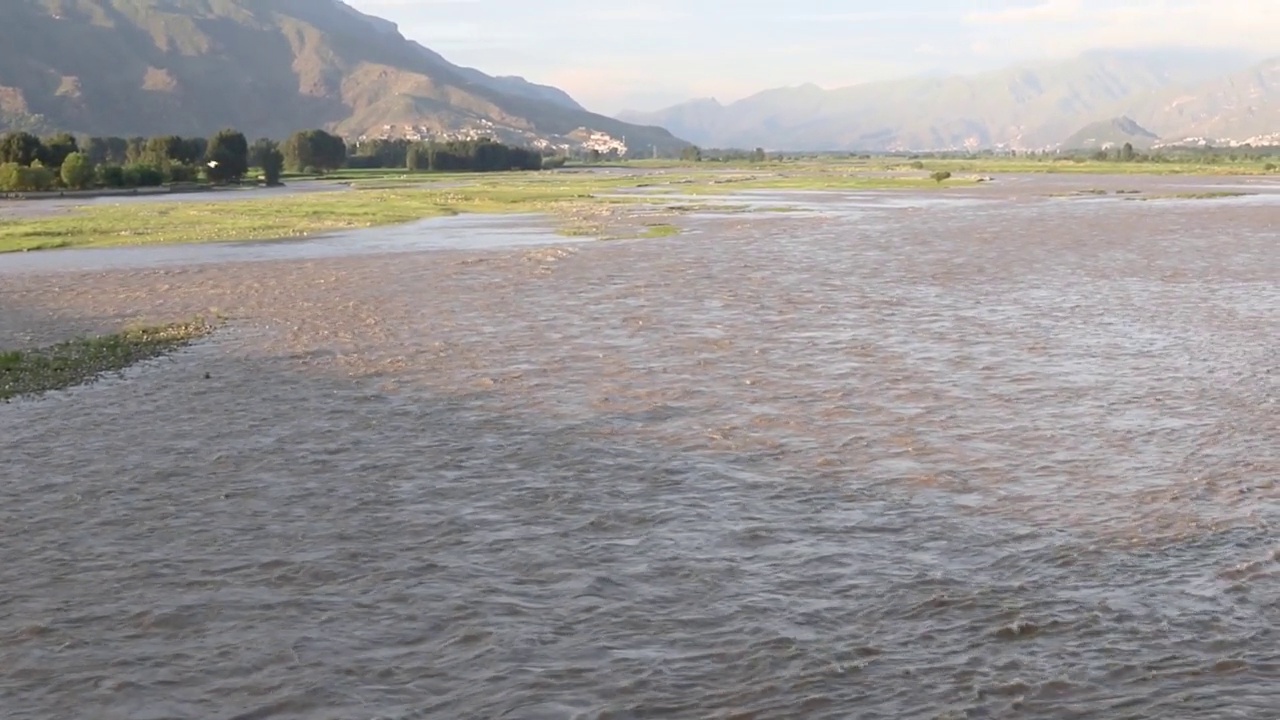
[349,137,544,172]
[0,127,550,193]
[0,128,265,192]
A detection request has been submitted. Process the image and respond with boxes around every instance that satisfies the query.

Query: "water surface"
[1,179,1277,719]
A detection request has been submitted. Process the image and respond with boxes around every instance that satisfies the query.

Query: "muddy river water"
[1,175,1278,719]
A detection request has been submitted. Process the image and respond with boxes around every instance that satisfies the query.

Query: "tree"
[123,164,165,187]
[751,147,767,163]
[167,163,198,183]
[1120,142,1136,162]
[60,152,94,189]
[406,144,428,171]
[931,170,952,184]
[317,132,346,172]
[85,137,111,165]
[260,147,284,186]
[125,137,148,164]
[97,165,126,188]
[0,162,55,191]
[179,137,207,166]
[0,131,43,166]
[352,138,411,169]
[205,128,249,183]
[248,137,279,169]
[40,133,79,168]
[680,145,702,162]
[0,162,20,191]
[145,135,186,164]
[282,129,346,173]
[86,136,129,166]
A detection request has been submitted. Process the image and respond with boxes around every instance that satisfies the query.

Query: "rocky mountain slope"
[1061,116,1160,150]
[1127,58,1280,145]
[620,50,1271,151]
[0,0,686,153]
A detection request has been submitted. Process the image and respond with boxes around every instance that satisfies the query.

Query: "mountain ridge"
[620,49,1272,151]
[0,0,685,154]
[1061,116,1160,150]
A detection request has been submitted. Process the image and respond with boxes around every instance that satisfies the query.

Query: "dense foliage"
[351,137,544,172]
[0,128,551,193]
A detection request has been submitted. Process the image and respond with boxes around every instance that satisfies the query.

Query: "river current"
[2,177,1278,719]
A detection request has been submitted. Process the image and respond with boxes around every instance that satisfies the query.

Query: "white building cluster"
[355,120,633,157]
[574,129,628,156]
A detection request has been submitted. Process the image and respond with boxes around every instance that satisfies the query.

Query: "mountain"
[619,49,1259,151]
[0,0,685,154]
[1061,116,1159,150]
[1127,57,1280,145]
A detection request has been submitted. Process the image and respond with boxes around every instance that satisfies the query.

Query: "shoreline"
[2,169,1276,255]
[0,182,263,202]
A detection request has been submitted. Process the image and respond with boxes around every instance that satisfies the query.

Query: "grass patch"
[662,175,970,193]
[1127,191,1252,201]
[0,172,677,253]
[1047,189,1146,198]
[0,162,1101,254]
[615,156,1277,177]
[0,319,215,401]
[639,223,680,238]
[556,223,603,237]
[0,178,642,253]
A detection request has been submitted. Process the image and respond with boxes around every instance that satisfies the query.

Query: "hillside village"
[358,122,629,157]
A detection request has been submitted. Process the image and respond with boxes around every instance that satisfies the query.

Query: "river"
[1,176,1277,719]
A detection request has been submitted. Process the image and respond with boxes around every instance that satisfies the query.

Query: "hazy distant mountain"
[1062,116,1160,150]
[620,49,1260,151]
[1127,57,1280,145]
[0,0,685,153]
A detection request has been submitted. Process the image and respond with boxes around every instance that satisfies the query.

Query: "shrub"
[123,164,165,187]
[405,145,428,171]
[931,170,952,184]
[166,163,199,183]
[25,165,55,191]
[0,162,56,191]
[0,162,20,191]
[98,164,126,188]
[260,148,284,185]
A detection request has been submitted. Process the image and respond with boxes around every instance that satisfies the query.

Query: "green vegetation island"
[0,320,215,402]
[2,125,1277,256]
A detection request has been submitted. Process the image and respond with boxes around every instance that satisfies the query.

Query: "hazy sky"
[345,0,1276,114]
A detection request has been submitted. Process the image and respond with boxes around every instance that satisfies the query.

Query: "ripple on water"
[1,181,1278,719]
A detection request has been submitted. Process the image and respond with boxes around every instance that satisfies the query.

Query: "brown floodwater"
[1,176,1278,719]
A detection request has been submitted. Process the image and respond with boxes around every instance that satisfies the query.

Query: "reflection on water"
[1,177,1278,719]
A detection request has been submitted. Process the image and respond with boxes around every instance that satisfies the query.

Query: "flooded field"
[1,175,1278,719]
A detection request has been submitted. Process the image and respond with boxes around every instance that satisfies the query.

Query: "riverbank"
[0,168,954,253]
[0,182,233,201]
[3,165,1276,254]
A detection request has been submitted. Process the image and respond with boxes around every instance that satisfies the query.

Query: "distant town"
[359,122,630,158]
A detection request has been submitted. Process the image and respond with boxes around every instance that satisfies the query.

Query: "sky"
[345,0,1277,114]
